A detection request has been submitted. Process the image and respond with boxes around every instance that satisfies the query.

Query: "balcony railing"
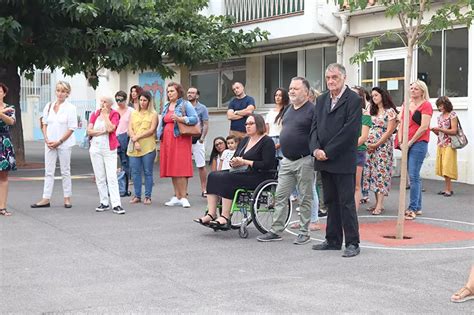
[225,0,305,25]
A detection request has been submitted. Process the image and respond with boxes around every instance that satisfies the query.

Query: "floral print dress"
[362,108,397,195]
[0,104,16,171]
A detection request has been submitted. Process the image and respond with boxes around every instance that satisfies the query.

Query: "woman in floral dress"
[0,83,16,216]
[363,87,398,215]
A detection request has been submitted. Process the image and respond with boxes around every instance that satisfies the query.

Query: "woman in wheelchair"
[194,114,277,230]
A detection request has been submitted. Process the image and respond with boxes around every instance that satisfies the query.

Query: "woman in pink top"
[398,80,433,220]
[87,95,123,214]
[115,90,134,195]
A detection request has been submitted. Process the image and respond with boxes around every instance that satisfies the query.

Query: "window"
[359,34,406,50]
[418,27,468,98]
[305,46,336,92]
[264,52,297,104]
[190,60,246,108]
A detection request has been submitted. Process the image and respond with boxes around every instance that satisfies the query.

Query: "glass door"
[360,48,415,107]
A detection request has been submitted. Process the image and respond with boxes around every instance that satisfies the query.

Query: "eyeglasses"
[215,141,225,146]
[115,98,125,102]
[245,122,255,126]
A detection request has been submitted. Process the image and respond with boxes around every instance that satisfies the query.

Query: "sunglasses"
[115,98,125,102]
[245,122,255,126]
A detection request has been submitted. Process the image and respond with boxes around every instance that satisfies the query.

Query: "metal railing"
[20,69,52,112]
[225,0,305,25]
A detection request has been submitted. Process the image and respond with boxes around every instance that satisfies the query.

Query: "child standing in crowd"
[219,135,239,171]
[209,136,227,172]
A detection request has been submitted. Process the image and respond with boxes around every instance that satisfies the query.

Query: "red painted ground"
[318,220,474,246]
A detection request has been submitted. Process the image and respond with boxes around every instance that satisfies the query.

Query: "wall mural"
[139,72,165,113]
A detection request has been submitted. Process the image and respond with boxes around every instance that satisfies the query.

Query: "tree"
[0,0,268,165]
[341,0,474,238]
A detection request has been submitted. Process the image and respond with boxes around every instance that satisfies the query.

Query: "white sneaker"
[165,196,182,206]
[180,198,191,208]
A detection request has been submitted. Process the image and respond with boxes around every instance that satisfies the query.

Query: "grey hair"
[325,63,347,76]
[100,95,115,105]
[290,76,310,92]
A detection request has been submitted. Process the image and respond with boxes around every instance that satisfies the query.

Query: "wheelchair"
[213,173,293,238]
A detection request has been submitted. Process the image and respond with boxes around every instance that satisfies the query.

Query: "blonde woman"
[88,96,123,214]
[398,80,433,220]
[31,81,77,208]
[128,91,158,205]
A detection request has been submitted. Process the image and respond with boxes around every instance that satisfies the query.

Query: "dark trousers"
[320,171,360,247]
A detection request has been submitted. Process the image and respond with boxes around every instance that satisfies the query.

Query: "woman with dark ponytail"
[265,88,289,159]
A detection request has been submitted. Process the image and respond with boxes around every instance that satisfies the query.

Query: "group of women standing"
[28,81,198,213]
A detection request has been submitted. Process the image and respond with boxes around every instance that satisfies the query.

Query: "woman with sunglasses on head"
[362,87,398,215]
[399,80,433,220]
[209,137,227,172]
[0,83,16,216]
[128,85,143,110]
[114,90,134,195]
[194,114,276,230]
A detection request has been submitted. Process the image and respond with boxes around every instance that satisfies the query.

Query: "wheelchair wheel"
[251,179,292,234]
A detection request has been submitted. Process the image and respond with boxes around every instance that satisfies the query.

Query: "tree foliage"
[0,0,267,86]
[341,0,474,64]
[0,0,268,164]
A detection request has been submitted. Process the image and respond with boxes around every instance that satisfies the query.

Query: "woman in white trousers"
[88,96,124,214]
[31,81,77,208]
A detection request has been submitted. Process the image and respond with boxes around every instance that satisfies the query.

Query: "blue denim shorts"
[356,150,367,167]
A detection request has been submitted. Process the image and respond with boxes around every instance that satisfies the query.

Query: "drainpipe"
[318,13,349,65]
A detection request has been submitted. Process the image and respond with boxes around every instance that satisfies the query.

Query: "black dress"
[206,135,276,199]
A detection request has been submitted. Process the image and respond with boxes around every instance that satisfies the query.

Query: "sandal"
[0,208,12,216]
[415,210,423,216]
[129,196,141,204]
[444,191,453,197]
[366,206,376,212]
[371,208,384,215]
[451,286,474,303]
[404,211,416,220]
[193,213,216,226]
[309,223,321,231]
[360,196,370,204]
[290,222,301,230]
[209,215,231,231]
[143,197,152,205]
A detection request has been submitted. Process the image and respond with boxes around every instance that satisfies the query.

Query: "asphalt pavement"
[1,141,473,313]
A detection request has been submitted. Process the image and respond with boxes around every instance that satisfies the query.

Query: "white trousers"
[90,147,121,208]
[43,146,72,199]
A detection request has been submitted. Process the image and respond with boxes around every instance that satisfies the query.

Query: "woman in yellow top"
[128,91,158,205]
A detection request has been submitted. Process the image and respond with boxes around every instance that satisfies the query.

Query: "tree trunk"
[396,38,415,239]
[0,64,25,166]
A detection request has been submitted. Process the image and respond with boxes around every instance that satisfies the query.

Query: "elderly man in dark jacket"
[310,63,362,257]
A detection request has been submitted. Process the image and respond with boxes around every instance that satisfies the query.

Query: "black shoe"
[318,210,327,218]
[257,232,282,242]
[342,244,360,257]
[112,206,125,214]
[209,215,231,231]
[95,204,110,212]
[312,240,341,250]
[64,204,72,208]
[31,203,50,208]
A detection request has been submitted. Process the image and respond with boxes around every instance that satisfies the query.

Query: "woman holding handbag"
[157,82,198,208]
[431,96,458,197]
[31,81,77,209]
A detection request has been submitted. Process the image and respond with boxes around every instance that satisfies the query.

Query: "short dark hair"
[291,77,310,92]
[189,86,200,96]
[0,82,8,94]
[167,81,185,99]
[436,96,453,112]
[115,90,127,99]
[249,113,266,135]
[352,86,370,109]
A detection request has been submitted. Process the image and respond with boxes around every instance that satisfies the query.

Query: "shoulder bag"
[40,102,53,128]
[177,102,201,137]
[450,118,468,149]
